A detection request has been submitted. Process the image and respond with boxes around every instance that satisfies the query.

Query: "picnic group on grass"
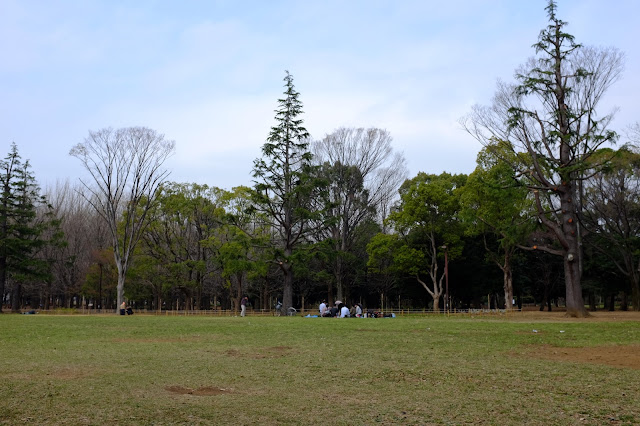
[235,296,378,318]
[318,300,363,318]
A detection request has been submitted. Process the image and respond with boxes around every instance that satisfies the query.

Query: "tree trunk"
[608,293,615,311]
[11,282,21,313]
[282,256,293,315]
[0,258,6,314]
[155,286,161,312]
[116,264,125,314]
[432,295,440,312]
[563,255,586,317]
[502,252,514,311]
[233,274,242,314]
[44,283,50,310]
[283,270,293,315]
[541,282,552,312]
[335,255,344,302]
[588,292,597,312]
[195,282,202,310]
[558,177,588,318]
[633,261,640,311]
[260,284,267,311]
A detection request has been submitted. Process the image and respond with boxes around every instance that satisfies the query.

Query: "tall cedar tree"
[0,144,59,313]
[464,1,624,317]
[252,71,321,314]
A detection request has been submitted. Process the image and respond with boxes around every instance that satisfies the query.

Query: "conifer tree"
[0,143,57,313]
[463,1,624,316]
[252,71,323,314]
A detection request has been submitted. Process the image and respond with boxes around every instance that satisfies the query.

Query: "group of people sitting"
[318,300,363,318]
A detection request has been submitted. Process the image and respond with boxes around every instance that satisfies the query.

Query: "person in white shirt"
[355,303,363,317]
[339,303,350,318]
[319,300,327,317]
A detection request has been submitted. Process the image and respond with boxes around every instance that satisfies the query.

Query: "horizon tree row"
[3,2,639,314]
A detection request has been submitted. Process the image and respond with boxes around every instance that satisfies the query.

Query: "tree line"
[2,1,638,316]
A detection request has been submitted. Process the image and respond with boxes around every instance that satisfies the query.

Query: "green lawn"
[1,313,638,425]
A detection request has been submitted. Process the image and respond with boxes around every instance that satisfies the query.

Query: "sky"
[1,0,639,191]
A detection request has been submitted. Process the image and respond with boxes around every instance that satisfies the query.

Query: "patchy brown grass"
[507,310,640,322]
[522,344,640,370]
[2,313,639,425]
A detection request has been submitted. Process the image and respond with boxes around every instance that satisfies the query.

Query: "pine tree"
[252,71,323,314]
[0,143,56,313]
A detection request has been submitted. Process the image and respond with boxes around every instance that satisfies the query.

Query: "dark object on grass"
[126,307,134,315]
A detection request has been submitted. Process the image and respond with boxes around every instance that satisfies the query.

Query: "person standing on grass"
[241,296,248,317]
[319,300,327,317]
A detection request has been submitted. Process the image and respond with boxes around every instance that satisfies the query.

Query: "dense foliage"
[2,2,638,313]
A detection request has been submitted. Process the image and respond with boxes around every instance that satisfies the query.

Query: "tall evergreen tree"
[252,71,323,314]
[463,1,624,316]
[0,143,57,313]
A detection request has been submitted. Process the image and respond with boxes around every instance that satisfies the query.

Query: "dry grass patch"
[506,310,640,322]
[523,344,640,370]
[2,313,639,425]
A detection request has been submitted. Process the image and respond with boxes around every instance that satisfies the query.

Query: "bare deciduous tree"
[70,127,175,311]
[627,122,640,145]
[43,180,109,309]
[312,127,407,302]
[314,128,407,227]
[581,148,640,311]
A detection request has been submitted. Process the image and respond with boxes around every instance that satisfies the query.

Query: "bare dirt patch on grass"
[165,385,232,396]
[523,344,640,370]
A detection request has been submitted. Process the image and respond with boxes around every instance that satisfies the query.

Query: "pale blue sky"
[1,0,638,190]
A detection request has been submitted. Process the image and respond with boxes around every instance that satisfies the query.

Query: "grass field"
[1,312,639,425]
